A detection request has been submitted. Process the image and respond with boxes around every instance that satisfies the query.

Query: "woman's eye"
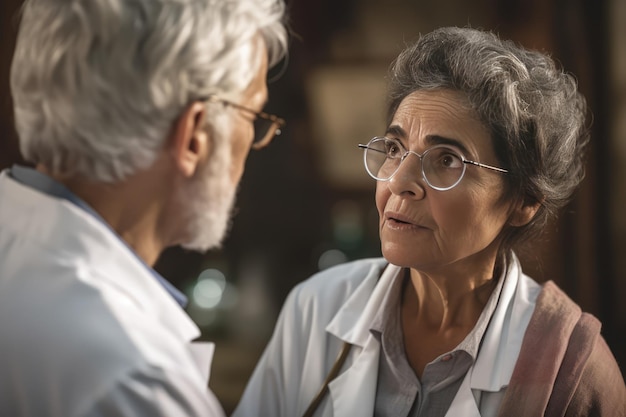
[385,144,400,157]
[433,150,463,168]
[442,154,456,167]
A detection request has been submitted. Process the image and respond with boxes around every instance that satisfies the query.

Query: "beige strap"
[301,341,353,417]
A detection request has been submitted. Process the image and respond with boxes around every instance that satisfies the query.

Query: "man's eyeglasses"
[201,95,286,150]
[358,136,508,191]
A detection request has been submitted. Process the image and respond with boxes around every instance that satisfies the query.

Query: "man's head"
[10,0,288,252]
[11,0,287,181]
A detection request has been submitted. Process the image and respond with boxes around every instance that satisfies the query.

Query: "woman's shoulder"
[567,334,626,415]
[510,280,625,414]
[529,280,601,348]
[534,281,595,322]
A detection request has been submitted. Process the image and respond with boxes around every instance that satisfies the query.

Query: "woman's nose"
[388,153,426,199]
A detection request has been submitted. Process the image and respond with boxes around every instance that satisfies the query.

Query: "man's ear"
[509,199,541,227]
[168,101,210,178]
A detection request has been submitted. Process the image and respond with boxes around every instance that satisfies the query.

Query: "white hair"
[178,109,236,251]
[10,0,288,182]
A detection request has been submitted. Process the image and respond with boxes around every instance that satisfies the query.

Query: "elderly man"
[0,0,288,415]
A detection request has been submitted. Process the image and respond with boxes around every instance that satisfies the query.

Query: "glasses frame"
[199,95,286,150]
[358,136,508,191]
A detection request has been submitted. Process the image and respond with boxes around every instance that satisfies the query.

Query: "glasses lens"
[422,146,465,189]
[364,138,404,180]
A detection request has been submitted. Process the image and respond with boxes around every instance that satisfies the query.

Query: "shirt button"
[441,354,453,362]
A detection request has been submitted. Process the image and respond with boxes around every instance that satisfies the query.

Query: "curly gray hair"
[387,26,589,257]
[11,0,288,182]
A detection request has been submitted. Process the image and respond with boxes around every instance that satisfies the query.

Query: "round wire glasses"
[358,136,508,191]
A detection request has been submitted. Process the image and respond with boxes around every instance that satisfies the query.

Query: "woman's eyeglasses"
[358,136,508,191]
[201,95,286,150]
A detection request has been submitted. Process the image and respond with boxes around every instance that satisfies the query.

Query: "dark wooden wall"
[0,0,22,168]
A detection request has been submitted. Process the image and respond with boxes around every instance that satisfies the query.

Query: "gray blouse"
[370,268,506,417]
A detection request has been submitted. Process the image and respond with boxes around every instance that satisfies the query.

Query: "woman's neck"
[402,262,499,330]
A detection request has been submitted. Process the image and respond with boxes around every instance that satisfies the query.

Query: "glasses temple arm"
[463,160,508,173]
[358,144,388,155]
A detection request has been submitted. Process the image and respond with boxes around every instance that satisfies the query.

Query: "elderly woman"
[233,27,625,417]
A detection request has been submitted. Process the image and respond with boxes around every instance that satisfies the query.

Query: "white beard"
[178,126,237,252]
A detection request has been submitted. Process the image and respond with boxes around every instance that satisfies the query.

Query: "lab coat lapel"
[326,263,401,346]
[470,258,539,392]
[188,341,215,383]
[324,262,401,416]
[328,336,380,417]
[445,370,482,417]
[448,256,540,416]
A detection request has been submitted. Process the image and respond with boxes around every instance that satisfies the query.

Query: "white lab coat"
[233,256,541,417]
[0,171,225,417]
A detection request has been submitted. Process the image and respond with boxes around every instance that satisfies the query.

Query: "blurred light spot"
[191,268,228,309]
[197,268,226,289]
[318,249,348,270]
[192,279,223,309]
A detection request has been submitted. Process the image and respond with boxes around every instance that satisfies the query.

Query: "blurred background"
[1,0,625,413]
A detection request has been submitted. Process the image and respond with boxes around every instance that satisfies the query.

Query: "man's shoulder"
[0,281,138,408]
[0,171,107,257]
[0,271,201,412]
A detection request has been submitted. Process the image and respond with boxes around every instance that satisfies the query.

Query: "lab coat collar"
[326,255,538,415]
[75,214,202,344]
[468,256,538,392]
[326,261,399,347]
[6,167,188,307]
[0,172,201,344]
[445,258,539,415]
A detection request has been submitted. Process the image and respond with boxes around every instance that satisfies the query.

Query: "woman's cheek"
[375,184,389,223]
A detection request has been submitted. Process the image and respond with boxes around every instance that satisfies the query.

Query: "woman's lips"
[386,218,420,229]
[384,212,429,229]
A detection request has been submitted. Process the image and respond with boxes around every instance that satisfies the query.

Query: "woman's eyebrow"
[385,126,476,157]
[385,125,406,139]
[425,135,472,156]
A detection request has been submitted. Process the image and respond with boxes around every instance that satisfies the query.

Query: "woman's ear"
[509,199,541,227]
[168,101,211,178]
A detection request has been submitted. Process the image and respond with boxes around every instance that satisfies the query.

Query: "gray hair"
[11,0,288,182]
[387,26,589,255]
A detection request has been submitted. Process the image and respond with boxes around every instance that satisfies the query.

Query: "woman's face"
[376,89,513,276]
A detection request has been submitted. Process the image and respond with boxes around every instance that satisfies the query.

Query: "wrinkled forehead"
[389,87,476,119]
[389,90,484,134]
[387,89,496,159]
